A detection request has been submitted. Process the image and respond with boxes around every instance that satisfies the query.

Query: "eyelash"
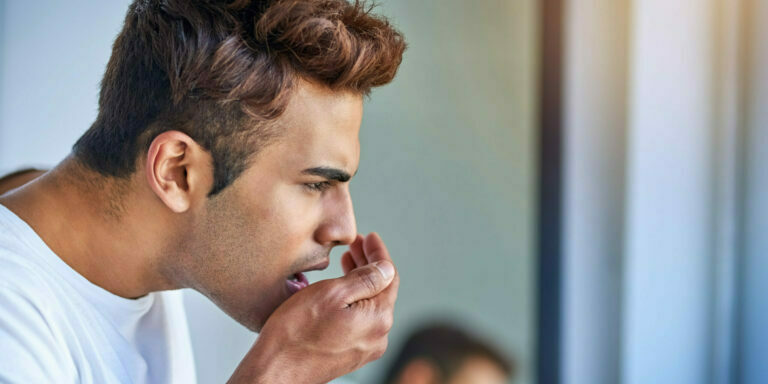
[304,181,332,192]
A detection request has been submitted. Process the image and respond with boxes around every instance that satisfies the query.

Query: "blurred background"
[0,1,766,384]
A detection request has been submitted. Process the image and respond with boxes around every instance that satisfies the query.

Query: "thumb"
[336,261,396,306]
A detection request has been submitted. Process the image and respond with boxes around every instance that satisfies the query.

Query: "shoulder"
[0,209,63,302]
[0,281,77,382]
[0,235,66,347]
[0,236,78,381]
[0,237,57,307]
[0,243,62,336]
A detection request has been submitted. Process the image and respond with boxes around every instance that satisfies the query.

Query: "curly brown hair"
[73,0,405,196]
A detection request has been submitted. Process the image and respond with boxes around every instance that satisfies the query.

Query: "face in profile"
[177,80,363,331]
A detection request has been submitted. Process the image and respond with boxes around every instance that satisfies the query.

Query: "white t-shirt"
[0,204,197,383]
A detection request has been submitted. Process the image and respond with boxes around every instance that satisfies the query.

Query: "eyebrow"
[302,167,357,182]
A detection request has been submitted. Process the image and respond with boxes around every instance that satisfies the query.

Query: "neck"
[0,156,179,299]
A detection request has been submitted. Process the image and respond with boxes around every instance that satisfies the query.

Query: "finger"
[362,232,391,264]
[341,251,356,275]
[362,233,398,307]
[335,260,396,306]
[349,234,366,267]
[377,268,400,308]
[355,272,399,312]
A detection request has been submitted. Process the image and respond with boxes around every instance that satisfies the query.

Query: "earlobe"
[145,131,212,213]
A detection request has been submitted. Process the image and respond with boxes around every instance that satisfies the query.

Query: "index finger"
[362,232,392,264]
[363,233,399,308]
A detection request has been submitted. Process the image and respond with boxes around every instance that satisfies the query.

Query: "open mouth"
[285,272,310,294]
[284,258,330,295]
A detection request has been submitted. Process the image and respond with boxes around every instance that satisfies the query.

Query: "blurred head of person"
[0,169,45,195]
[382,323,514,384]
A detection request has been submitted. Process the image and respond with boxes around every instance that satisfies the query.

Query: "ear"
[145,131,213,213]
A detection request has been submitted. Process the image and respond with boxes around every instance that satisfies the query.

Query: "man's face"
[179,81,362,331]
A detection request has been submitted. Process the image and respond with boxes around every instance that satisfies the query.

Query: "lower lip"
[285,272,310,294]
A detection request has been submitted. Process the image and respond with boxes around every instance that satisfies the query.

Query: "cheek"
[260,186,324,244]
[229,188,319,268]
[193,184,323,281]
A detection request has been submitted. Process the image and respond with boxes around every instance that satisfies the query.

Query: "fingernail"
[373,261,395,280]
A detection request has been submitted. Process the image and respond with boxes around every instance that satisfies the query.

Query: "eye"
[304,181,332,193]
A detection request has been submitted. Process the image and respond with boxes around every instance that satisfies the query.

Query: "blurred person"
[0,0,405,383]
[0,168,45,195]
[382,324,514,384]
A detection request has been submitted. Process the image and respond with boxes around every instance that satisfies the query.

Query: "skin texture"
[0,80,399,383]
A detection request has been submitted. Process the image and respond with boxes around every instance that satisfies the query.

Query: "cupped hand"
[228,233,399,384]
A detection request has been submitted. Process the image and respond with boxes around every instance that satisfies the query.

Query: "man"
[381,324,514,384]
[0,0,405,383]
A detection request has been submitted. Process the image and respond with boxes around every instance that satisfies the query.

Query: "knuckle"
[306,299,323,321]
[325,282,349,307]
[383,313,394,333]
[376,314,393,336]
[367,311,393,338]
[372,339,389,360]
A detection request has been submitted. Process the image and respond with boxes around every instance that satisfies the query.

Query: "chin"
[237,314,267,333]
[214,300,269,333]
[204,286,287,334]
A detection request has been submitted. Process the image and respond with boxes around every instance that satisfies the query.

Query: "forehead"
[450,357,508,384]
[273,80,363,168]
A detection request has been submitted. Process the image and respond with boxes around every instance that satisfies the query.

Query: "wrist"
[228,336,288,384]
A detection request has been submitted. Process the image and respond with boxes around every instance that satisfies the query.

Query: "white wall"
[0,1,538,384]
[0,0,131,166]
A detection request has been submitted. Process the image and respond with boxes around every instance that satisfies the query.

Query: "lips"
[284,258,330,295]
[285,272,310,294]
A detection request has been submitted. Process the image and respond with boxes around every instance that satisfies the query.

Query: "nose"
[315,186,357,246]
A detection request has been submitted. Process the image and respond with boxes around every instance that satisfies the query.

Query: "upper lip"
[300,259,330,274]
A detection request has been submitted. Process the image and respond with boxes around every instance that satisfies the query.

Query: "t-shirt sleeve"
[0,285,76,383]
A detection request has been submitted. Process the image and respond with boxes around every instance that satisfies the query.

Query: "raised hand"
[228,233,400,384]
